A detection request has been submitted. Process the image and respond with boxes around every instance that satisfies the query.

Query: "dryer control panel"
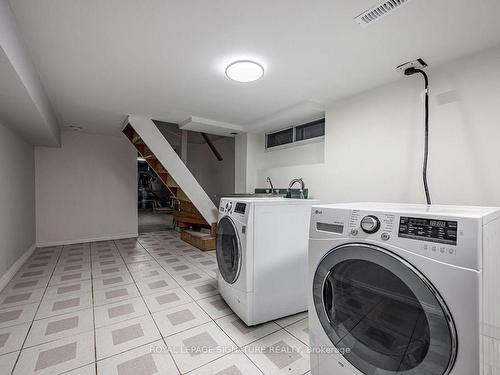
[398,216,457,245]
[219,199,248,220]
[310,207,481,270]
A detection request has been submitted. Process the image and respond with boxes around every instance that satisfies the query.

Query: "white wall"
[234,134,248,193]
[35,130,137,245]
[245,46,500,207]
[187,137,235,203]
[0,121,35,279]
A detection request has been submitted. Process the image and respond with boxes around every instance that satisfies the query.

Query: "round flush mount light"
[225,60,264,82]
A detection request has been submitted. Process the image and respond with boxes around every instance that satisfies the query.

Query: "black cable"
[405,68,432,205]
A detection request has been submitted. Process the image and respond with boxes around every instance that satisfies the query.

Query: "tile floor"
[0,231,311,374]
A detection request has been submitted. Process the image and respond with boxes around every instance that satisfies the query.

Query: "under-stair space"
[123,116,225,250]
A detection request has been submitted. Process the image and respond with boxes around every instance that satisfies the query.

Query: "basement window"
[295,119,325,141]
[266,118,325,149]
[266,127,294,148]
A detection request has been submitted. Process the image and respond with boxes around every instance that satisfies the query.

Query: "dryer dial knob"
[360,215,381,234]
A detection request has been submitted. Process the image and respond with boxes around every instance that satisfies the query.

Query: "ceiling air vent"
[354,0,413,27]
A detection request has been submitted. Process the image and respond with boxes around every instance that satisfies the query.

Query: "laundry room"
[1,0,500,375]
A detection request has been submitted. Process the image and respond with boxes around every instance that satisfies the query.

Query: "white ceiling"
[8,0,500,135]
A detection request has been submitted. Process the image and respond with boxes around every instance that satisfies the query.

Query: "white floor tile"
[164,262,201,276]
[0,288,45,309]
[188,350,263,375]
[0,322,30,355]
[93,284,140,306]
[12,268,53,281]
[203,267,219,278]
[0,351,20,373]
[122,255,155,264]
[94,297,149,328]
[92,259,124,269]
[196,295,233,320]
[54,263,91,275]
[97,340,179,375]
[25,308,94,348]
[130,268,170,281]
[49,271,91,286]
[164,321,237,373]
[13,331,95,375]
[0,302,38,329]
[191,257,218,270]
[3,276,50,294]
[274,312,307,328]
[142,287,194,313]
[182,279,219,300]
[284,318,309,346]
[243,330,310,375]
[171,270,212,287]
[95,315,161,360]
[216,314,281,347]
[43,280,92,300]
[152,301,211,337]
[36,292,92,320]
[92,273,134,291]
[135,275,179,296]
[149,250,177,259]
[63,363,96,374]
[157,256,186,268]
[91,265,129,279]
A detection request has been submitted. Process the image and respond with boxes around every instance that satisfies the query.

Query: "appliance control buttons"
[350,229,359,236]
[360,215,381,234]
[381,232,390,241]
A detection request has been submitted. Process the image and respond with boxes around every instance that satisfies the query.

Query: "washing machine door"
[313,243,457,375]
[216,216,242,284]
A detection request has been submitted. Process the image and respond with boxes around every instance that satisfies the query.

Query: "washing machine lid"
[216,216,242,284]
[313,243,457,375]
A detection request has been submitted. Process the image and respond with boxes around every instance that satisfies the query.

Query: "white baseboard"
[0,243,37,292]
[36,232,139,248]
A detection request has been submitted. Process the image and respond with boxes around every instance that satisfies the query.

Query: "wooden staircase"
[123,123,216,236]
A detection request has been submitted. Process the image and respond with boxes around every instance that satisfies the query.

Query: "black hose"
[405,68,431,205]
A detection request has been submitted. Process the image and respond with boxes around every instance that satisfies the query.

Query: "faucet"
[287,178,305,199]
[266,177,275,194]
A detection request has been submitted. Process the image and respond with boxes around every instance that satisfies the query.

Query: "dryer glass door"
[216,216,241,284]
[313,243,456,375]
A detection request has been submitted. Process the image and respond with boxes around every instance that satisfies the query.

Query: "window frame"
[265,118,325,150]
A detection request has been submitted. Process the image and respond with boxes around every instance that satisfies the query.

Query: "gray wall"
[0,121,35,279]
[187,137,235,205]
[35,130,138,245]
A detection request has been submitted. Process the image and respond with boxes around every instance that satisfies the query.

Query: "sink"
[218,188,309,199]
[217,193,282,198]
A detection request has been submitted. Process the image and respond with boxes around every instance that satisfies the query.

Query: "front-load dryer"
[217,197,319,325]
[308,202,500,375]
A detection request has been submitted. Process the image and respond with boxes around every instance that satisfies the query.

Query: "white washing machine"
[308,202,500,375]
[217,197,319,326]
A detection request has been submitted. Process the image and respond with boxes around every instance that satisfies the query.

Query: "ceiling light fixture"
[225,60,264,82]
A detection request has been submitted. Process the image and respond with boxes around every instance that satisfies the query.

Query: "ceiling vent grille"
[354,0,413,27]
